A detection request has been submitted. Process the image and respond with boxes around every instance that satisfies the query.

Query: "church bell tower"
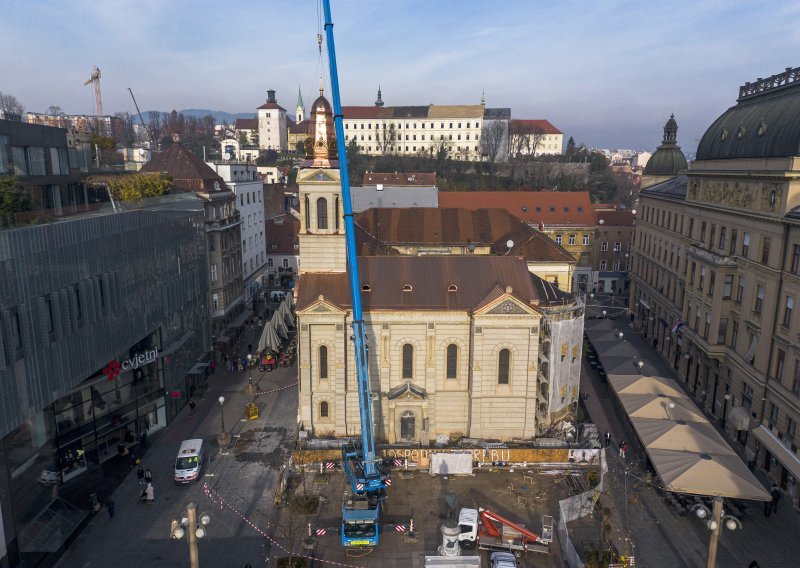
[297,85,346,273]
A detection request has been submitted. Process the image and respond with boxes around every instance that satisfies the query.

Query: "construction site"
[266,445,605,567]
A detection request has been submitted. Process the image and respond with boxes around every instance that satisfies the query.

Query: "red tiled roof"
[510,119,562,135]
[235,118,257,130]
[439,191,596,228]
[265,214,299,255]
[289,120,309,135]
[362,172,436,186]
[140,143,230,194]
[593,208,635,227]
[297,256,541,311]
[257,102,286,111]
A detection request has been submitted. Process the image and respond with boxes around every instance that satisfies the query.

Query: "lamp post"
[691,496,742,568]
[217,396,228,446]
[170,502,212,568]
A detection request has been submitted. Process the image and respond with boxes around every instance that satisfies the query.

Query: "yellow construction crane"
[84,66,103,118]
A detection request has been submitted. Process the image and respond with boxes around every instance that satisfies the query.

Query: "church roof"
[140,141,230,194]
[353,207,574,263]
[644,114,688,175]
[697,66,800,160]
[257,102,286,111]
[438,191,596,228]
[296,256,543,312]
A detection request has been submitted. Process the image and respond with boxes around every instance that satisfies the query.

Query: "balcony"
[688,245,737,267]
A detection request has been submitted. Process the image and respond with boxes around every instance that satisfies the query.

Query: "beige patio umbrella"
[278,299,295,328]
[635,418,734,455]
[619,393,707,422]
[610,374,686,398]
[271,311,289,340]
[647,448,770,500]
[258,319,282,353]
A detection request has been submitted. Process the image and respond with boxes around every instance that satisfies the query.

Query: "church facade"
[295,92,583,443]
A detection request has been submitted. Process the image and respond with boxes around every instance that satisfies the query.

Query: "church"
[295,91,584,444]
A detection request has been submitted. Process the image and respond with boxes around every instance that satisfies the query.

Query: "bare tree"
[376,123,398,155]
[527,126,546,158]
[47,105,64,116]
[0,92,24,116]
[508,121,530,159]
[481,120,507,166]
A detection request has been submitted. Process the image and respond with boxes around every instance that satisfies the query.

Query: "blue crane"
[321,0,388,548]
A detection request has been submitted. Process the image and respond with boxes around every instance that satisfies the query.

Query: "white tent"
[271,312,289,340]
[258,319,282,354]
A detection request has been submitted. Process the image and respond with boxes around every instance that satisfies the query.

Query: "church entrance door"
[400,411,416,441]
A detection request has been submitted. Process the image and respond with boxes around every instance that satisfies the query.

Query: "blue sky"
[1,0,798,151]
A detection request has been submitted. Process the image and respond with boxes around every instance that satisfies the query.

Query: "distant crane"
[128,87,155,150]
[84,65,104,122]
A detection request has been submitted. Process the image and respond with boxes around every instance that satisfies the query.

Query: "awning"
[726,406,751,431]
[752,425,800,480]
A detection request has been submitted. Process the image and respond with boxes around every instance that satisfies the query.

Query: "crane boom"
[322,0,379,482]
[322,0,387,548]
[127,87,152,148]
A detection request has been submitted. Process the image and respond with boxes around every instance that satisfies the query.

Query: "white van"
[174,439,204,484]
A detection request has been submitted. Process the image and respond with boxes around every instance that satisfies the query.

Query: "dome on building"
[644,114,688,176]
[303,90,338,168]
[696,66,800,161]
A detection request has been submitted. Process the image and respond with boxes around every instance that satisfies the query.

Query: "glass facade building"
[0,201,210,566]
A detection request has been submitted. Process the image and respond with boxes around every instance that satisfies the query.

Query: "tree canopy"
[106,173,172,201]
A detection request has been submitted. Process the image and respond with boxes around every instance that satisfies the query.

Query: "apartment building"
[630,67,800,506]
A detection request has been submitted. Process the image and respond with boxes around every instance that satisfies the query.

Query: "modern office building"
[0,197,210,566]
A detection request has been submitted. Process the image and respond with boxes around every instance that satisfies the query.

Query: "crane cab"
[341,492,380,547]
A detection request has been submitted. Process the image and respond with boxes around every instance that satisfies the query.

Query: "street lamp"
[691,496,741,568]
[617,332,624,340]
[170,502,212,568]
[217,396,228,446]
[637,360,644,372]
[602,310,607,319]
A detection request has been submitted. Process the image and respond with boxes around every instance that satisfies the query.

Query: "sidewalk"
[582,314,800,567]
[55,323,299,568]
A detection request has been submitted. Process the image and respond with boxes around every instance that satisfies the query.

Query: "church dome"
[644,114,688,175]
[303,92,338,168]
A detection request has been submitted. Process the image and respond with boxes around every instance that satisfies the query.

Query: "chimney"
[267,89,276,104]
[172,132,180,143]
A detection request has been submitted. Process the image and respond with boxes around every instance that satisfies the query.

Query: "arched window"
[304,195,310,229]
[446,344,458,379]
[498,349,510,384]
[320,401,329,418]
[317,197,328,230]
[319,345,328,379]
[402,344,413,379]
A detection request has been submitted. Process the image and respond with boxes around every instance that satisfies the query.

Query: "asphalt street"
[56,342,298,568]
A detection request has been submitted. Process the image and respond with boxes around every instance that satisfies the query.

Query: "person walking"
[144,468,153,485]
[189,399,197,415]
[770,484,781,514]
[136,465,145,485]
[106,498,115,518]
[210,360,217,375]
[605,431,611,448]
[145,483,155,503]
[618,441,627,460]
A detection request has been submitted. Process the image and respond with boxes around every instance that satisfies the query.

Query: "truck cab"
[341,492,380,547]
[458,507,479,548]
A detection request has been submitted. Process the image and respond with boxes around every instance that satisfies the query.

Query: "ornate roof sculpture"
[643,114,688,176]
[302,83,338,168]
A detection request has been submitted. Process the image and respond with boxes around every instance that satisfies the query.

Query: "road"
[56,354,298,568]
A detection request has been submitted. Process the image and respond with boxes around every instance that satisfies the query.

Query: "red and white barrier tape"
[254,381,298,396]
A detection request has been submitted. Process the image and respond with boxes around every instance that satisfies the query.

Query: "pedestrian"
[106,498,115,518]
[189,399,197,414]
[604,431,611,448]
[136,465,145,485]
[748,561,760,568]
[144,468,153,485]
[770,483,781,514]
[145,483,155,503]
[210,360,217,375]
[618,441,627,460]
